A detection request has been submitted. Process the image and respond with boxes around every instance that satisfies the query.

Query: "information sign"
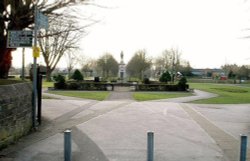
[37,11,49,29]
[7,30,33,48]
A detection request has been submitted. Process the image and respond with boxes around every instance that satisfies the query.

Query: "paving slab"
[1,90,250,161]
[76,102,225,161]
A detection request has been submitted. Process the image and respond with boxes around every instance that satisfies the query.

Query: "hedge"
[135,84,189,91]
[54,81,114,91]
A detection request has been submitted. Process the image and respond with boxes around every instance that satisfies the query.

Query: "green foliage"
[94,77,100,82]
[53,74,66,89]
[71,69,84,81]
[178,77,187,86]
[159,71,171,83]
[143,78,150,84]
[228,70,235,79]
[178,77,188,90]
[53,74,65,83]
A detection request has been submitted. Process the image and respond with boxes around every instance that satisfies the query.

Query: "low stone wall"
[0,82,32,150]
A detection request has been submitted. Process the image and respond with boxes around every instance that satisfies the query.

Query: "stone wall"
[0,82,32,150]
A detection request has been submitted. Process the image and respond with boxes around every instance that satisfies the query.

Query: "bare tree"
[97,53,119,78]
[126,49,152,80]
[0,0,97,78]
[65,51,79,79]
[38,16,84,81]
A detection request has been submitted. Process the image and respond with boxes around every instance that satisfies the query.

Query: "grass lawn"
[42,81,54,88]
[133,92,193,101]
[47,91,110,101]
[0,79,27,85]
[190,83,250,104]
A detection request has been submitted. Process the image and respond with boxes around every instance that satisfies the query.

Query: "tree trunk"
[46,67,52,82]
[0,38,12,79]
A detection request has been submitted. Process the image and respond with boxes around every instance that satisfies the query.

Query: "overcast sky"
[12,0,250,68]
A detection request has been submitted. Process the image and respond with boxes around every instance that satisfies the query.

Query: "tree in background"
[38,16,85,81]
[0,0,91,78]
[153,48,191,80]
[65,51,79,79]
[126,49,152,80]
[222,64,250,81]
[96,53,119,78]
[178,61,193,76]
[81,59,96,77]
[237,65,249,80]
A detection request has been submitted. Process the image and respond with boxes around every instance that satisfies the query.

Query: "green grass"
[42,81,54,88]
[133,92,192,101]
[0,79,27,85]
[190,83,250,104]
[42,95,58,99]
[47,91,110,101]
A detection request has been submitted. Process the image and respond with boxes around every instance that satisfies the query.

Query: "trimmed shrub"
[143,78,150,84]
[53,74,66,89]
[71,69,84,81]
[178,77,188,90]
[159,71,171,83]
[94,77,100,82]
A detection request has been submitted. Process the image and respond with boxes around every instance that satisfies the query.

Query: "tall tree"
[126,49,152,79]
[65,51,79,79]
[0,0,89,78]
[38,17,83,81]
[96,53,119,78]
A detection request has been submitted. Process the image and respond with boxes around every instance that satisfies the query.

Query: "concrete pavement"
[1,90,250,161]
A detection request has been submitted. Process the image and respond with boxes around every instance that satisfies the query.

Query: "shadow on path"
[72,127,109,161]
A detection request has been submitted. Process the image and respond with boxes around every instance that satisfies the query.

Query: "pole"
[22,48,25,80]
[240,135,248,161]
[32,4,38,128]
[64,130,72,161]
[147,132,154,161]
[37,74,42,125]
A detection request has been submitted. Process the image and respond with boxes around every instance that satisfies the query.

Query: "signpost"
[7,30,33,48]
[6,6,48,129]
[32,7,48,128]
[37,11,49,30]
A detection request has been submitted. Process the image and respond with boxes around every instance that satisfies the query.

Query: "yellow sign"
[33,46,40,58]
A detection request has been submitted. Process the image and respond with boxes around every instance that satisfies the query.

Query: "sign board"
[33,46,40,58]
[37,11,49,29]
[7,30,33,48]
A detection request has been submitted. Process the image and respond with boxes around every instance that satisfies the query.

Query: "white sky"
[12,0,250,68]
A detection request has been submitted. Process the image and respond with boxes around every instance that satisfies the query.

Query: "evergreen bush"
[71,69,84,81]
[159,71,171,83]
[53,74,66,89]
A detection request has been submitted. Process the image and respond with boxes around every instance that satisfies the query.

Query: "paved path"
[1,89,250,161]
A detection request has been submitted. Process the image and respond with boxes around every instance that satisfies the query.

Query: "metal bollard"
[147,132,154,161]
[64,130,72,161]
[240,135,248,161]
